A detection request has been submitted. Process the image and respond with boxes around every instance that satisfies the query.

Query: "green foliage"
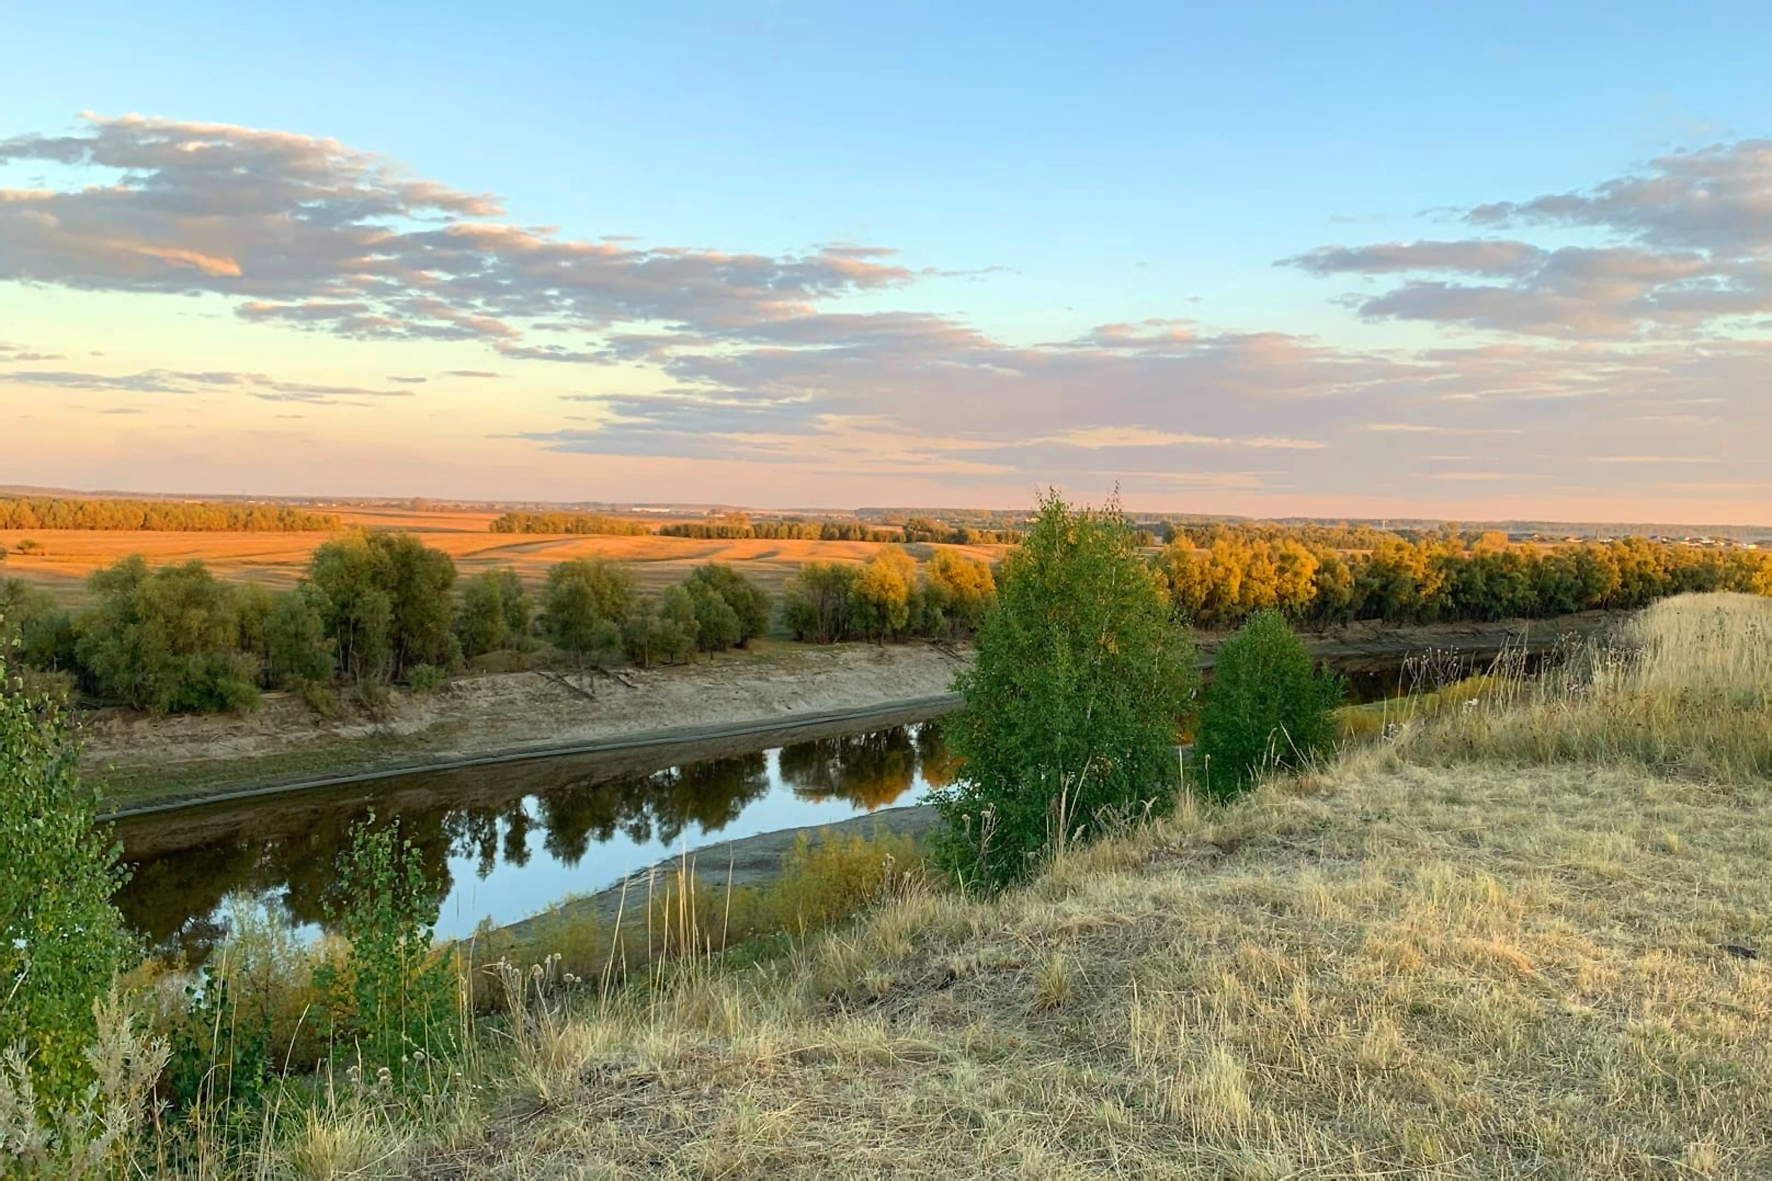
[684,564,771,645]
[1196,610,1342,796]
[313,815,458,1085]
[167,975,270,1120]
[687,581,742,652]
[408,663,447,694]
[74,556,262,713]
[622,590,697,666]
[542,558,636,667]
[262,587,334,688]
[935,492,1198,888]
[308,532,460,683]
[488,511,650,536]
[0,579,76,672]
[0,647,132,1102]
[0,496,337,532]
[455,568,532,658]
[781,561,858,643]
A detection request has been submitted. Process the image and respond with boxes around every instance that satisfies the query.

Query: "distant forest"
[489,510,1020,545]
[0,497,340,532]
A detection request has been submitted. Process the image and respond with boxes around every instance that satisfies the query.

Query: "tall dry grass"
[1393,592,1772,780]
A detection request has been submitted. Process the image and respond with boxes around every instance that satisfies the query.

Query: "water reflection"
[116,720,950,964]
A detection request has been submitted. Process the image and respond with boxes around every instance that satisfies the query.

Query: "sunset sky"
[3,2,1769,522]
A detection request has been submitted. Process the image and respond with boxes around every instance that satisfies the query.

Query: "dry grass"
[1396,592,1772,781]
[0,507,1009,609]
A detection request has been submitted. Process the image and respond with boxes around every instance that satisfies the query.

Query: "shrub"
[263,588,334,688]
[74,556,262,713]
[687,581,742,652]
[1195,609,1341,796]
[313,815,458,1086]
[408,663,447,694]
[0,645,133,1101]
[935,491,1198,887]
[850,548,918,643]
[921,548,996,637]
[455,568,532,658]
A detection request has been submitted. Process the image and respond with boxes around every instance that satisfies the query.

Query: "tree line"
[0,496,340,532]
[0,534,994,713]
[1158,525,1772,629]
[488,508,1020,545]
[487,511,652,535]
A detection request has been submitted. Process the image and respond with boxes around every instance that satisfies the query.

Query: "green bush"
[308,532,460,684]
[74,556,262,713]
[0,645,132,1101]
[313,815,458,1086]
[1195,609,1342,796]
[935,492,1198,888]
[408,663,447,694]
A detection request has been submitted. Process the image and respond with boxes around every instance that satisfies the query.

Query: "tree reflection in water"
[117,724,945,966]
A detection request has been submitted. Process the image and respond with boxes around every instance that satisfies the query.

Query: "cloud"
[0,113,916,348]
[0,366,414,404]
[1282,240,1543,276]
[0,342,67,362]
[444,369,501,378]
[1291,141,1772,338]
[387,375,429,384]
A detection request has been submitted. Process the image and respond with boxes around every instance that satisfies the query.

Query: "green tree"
[687,580,743,652]
[74,556,260,713]
[684,564,771,644]
[1195,610,1341,797]
[308,533,460,683]
[542,558,635,668]
[781,561,857,643]
[264,588,335,687]
[935,492,1198,887]
[0,645,132,1100]
[313,815,457,1086]
[456,568,532,658]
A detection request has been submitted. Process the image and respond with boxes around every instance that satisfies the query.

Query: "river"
[115,719,955,963]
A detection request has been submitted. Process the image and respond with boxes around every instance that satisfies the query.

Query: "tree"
[684,564,771,645]
[687,581,742,652]
[922,548,996,637]
[1195,610,1340,797]
[850,547,917,643]
[308,532,461,683]
[934,492,1198,887]
[75,556,260,713]
[542,558,635,668]
[264,588,335,687]
[456,568,532,658]
[781,562,857,643]
[0,644,132,1100]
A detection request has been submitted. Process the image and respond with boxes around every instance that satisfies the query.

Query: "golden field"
[0,506,1009,605]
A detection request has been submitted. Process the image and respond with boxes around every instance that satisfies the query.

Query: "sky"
[2,2,1769,522]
